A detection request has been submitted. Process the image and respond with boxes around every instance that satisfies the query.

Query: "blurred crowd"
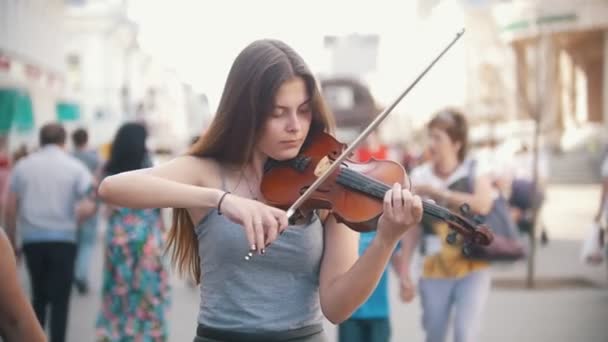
[0,104,605,342]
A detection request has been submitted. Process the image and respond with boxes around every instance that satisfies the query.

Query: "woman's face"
[428,126,461,164]
[257,77,313,160]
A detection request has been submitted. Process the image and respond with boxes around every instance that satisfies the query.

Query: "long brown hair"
[166,39,335,283]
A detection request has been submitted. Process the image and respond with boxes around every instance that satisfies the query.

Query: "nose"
[286,111,301,133]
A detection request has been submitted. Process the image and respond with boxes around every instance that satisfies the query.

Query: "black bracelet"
[217,191,230,215]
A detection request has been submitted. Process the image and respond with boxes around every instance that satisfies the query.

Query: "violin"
[244,28,492,261]
[261,131,493,250]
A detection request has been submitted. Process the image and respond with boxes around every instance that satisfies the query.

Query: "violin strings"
[337,168,388,198]
[336,168,447,217]
[334,168,481,234]
[338,168,449,217]
[339,168,390,195]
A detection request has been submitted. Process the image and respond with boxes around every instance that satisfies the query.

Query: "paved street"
[19,184,608,341]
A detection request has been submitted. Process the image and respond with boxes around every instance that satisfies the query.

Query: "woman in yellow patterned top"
[395,109,495,342]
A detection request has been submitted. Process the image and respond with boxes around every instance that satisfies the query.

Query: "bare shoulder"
[146,155,223,189]
[183,156,223,188]
[157,156,225,225]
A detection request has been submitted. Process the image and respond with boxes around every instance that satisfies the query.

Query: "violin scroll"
[422,199,493,247]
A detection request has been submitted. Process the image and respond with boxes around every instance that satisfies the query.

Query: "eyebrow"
[274,98,311,110]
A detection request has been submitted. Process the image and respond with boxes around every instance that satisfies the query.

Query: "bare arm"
[417,175,494,215]
[99,155,293,252]
[4,191,17,250]
[319,217,406,324]
[317,217,360,324]
[75,197,96,224]
[394,224,422,303]
[97,156,223,210]
[318,183,423,324]
[444,175,494,215]
[0,230,46,342]
[396,224,421,277]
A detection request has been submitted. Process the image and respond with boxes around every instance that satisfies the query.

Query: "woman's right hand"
[218,193,289,254]
[399,275,416,303]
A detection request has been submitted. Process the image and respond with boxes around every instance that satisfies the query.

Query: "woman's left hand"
[377,182,423,244]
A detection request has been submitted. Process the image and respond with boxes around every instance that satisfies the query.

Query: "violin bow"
[245,28,465,260]
[286,29,465,218]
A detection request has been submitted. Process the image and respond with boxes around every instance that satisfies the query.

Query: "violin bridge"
[314,156,333,177]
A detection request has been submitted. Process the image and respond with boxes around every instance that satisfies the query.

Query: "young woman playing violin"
[98,39,424,342]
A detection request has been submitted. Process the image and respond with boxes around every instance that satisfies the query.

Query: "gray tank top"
[195,195,325,332]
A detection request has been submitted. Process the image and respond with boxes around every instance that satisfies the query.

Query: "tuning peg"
[459,203,471,216]
[446,231,458,245]
[472,215,485,225]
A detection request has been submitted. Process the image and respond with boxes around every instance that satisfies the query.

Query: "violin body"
[262,131,404,232]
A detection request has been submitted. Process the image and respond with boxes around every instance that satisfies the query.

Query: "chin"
[270,147,300,161]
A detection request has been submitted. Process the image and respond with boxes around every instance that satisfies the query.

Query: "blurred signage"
[493,0,608,41]
[57,102,81,122]
[0,89,35,134]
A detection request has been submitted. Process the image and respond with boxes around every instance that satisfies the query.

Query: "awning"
[56,102,81,122]
[0,88,35,134]
[493,0,608,42]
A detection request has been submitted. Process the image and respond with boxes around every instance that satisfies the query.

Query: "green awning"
[501,13,578,33]
[56,102,81,122]
[0,89,35,134]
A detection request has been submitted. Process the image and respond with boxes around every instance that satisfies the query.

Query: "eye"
[272,108,286,117]
[298,105,311,115]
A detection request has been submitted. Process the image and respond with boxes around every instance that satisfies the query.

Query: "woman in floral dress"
[96,122,170,342]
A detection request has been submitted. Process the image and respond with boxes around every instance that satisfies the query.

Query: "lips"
[280,139,302,145]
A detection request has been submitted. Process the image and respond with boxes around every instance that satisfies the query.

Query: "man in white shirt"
[5,123,95,342]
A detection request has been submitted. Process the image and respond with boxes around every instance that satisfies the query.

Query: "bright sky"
[127,0,467,129]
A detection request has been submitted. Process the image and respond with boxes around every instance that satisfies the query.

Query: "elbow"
[326,316,345,325]
[97,177,114,203]
[321,307,348,325]
[320,298,352,325]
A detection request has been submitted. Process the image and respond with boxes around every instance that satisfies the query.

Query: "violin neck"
[336,167,387,200]
[336,167,450,221]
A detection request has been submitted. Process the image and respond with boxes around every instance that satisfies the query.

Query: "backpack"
[458,160,526,262]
